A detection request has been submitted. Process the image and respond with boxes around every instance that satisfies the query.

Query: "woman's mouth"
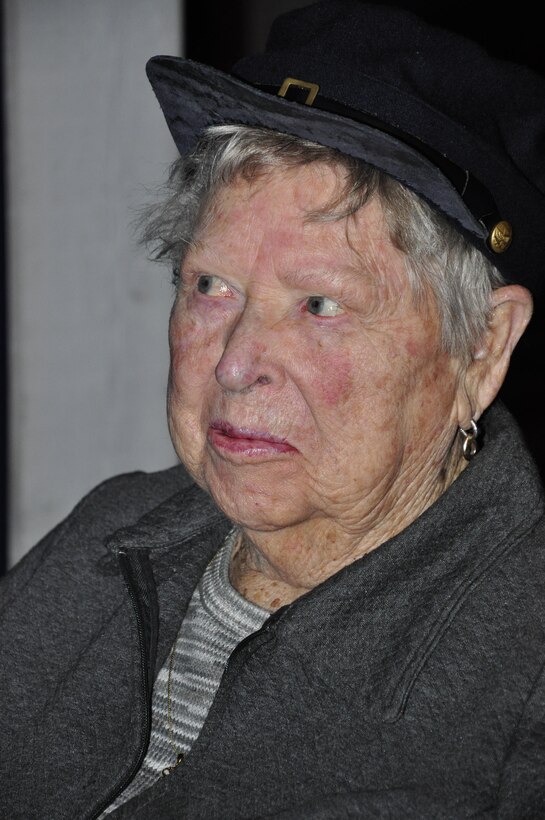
[207,421,297,458]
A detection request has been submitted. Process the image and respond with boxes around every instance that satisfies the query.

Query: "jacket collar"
[105,481,229,553]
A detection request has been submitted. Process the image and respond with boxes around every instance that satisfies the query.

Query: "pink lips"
[207,420,297,458]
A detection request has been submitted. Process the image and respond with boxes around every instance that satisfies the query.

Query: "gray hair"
[140,125,505,358]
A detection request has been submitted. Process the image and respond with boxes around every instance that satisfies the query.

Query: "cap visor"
[146,55,484,239]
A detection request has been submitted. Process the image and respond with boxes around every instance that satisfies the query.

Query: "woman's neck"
[228,450,467,611]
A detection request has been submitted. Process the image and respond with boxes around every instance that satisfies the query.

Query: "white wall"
[5,0,182,566]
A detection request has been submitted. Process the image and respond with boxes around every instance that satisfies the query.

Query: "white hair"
[140,125,505,358]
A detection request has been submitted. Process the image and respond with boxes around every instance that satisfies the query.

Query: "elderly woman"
[2,2,545,819]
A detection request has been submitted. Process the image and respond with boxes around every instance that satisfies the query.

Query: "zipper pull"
[162,752,185,777]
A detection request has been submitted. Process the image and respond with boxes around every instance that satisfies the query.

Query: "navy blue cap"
[146,0,545,297]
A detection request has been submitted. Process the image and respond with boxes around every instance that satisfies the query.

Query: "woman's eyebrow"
[182,247,237,278]
[280,265,375,292]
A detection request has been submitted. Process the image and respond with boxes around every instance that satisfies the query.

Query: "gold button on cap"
[489,220,513,253]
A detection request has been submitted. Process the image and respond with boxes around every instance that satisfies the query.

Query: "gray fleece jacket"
[1,402,545,820]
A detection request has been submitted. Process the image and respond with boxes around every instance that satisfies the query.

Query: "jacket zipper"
[89,554,285,816]
[188,610,285,756]
[88,550,153,819]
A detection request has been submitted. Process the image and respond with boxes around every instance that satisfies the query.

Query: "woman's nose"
[214,315,283,394]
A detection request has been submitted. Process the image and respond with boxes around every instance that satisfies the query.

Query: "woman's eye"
[196,275,231,297]
[305,295,344,317]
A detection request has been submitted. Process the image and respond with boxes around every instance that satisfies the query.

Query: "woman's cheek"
[316,350,354,406]
[295,338,355,408]
[169,312,199,363]
[170,295,229,361]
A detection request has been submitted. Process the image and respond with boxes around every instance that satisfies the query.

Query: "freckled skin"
[168,164,470,610]
[314,351,353,406]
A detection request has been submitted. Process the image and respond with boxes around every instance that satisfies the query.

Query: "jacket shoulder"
[0,464,197,609]
[73,464,196,531]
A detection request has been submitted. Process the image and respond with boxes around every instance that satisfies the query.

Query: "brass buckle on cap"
[277,77,320,106]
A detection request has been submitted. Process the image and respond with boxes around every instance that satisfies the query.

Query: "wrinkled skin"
[167,163,527,609]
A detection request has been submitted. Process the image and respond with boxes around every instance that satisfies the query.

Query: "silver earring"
[459,419,479,461]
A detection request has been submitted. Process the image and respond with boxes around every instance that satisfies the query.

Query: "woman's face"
[168,164,464,538]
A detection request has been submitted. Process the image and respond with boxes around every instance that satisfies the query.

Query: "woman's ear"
[457,285,533,425]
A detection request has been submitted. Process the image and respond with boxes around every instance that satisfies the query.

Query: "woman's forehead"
[206,162,351,218]
[190,164,393,270]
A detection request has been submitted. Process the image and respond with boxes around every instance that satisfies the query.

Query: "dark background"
[1,1,543,574]
[1,5,7,577]
[186,0,545,76]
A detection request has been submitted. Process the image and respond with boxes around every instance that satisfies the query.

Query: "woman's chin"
[203,466,312,532]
